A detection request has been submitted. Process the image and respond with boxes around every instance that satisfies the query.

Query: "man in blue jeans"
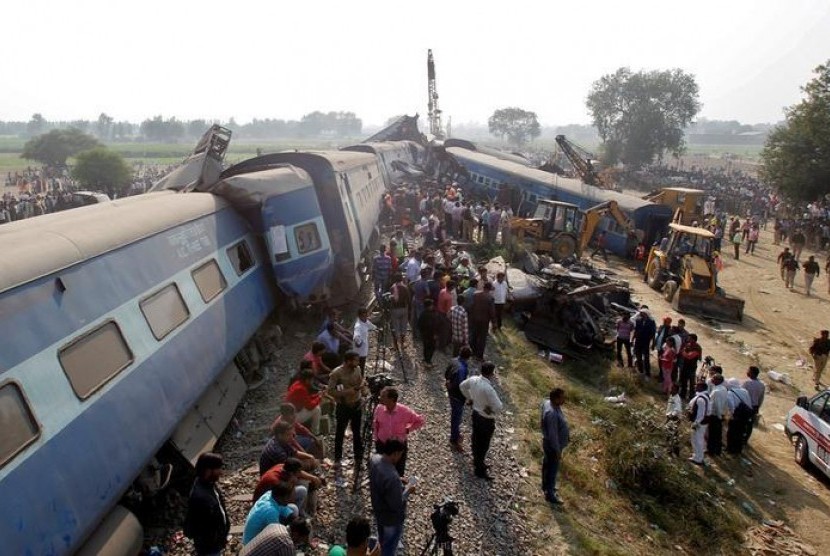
[444,347,472,452]
[541,388,569,506]
[369,440,414,555]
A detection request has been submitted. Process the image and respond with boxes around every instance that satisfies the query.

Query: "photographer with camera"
[369,439,416,556]
[373,386,425,477]
[327,351,370,487]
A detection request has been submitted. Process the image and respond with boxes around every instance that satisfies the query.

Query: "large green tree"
[761,61,830,202]
[587,68,701,167]
[72,147,132,198]
[21,128,100,167]
[488,107,541,146]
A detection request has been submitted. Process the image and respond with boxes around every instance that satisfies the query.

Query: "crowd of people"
[1,163,177,224]
[183,181,523,555]
[179,166,824,554]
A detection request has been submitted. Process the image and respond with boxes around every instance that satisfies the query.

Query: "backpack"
[686,393,711,424]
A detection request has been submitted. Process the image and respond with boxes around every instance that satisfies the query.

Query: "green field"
[0,137,357,176]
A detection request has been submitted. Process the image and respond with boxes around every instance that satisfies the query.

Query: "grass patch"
[494,326,749,555]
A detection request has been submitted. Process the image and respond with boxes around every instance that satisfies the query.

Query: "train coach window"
[295,223,321,254]
[0,382,40,467]
[59,321,134,400]
[140,284,189,340]
[227,240,255,276]
[192,259,226,303]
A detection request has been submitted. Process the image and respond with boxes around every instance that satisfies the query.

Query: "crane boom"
[427,49,444,138]
[555,134,607,188]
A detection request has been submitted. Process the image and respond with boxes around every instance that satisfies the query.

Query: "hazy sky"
[2,0,829,127]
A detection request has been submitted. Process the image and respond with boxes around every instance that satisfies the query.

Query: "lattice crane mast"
[554,134,608,188]
[427,49,444,139]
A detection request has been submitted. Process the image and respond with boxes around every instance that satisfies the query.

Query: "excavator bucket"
[674,288,745,322]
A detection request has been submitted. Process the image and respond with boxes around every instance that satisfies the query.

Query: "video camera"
[366,373,396,399]
[430,498,459,542]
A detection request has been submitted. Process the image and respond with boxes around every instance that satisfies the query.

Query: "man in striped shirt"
[449,296,469,357]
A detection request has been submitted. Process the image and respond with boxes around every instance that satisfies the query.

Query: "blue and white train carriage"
[447,146,673,256]
[207,150,387,306]
[0,192,275,555]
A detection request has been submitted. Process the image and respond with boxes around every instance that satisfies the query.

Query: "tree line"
[0,111,363,142]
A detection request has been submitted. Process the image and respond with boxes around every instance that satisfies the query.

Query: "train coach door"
[337,173,362,264]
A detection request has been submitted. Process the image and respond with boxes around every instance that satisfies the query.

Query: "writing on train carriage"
[446,145,673,255]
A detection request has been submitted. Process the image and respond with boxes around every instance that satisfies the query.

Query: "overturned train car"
[447,145,672,256]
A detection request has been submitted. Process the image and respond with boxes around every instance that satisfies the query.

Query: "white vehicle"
[785,390,830,477]
[72,190,111,205]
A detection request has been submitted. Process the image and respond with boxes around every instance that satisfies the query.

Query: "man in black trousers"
[184,452,231,556]
[460,362,503,480]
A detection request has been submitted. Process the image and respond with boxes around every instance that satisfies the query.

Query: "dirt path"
[608,227,830,547]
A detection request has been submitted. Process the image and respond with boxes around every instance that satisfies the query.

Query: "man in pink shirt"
[373,386,425,476]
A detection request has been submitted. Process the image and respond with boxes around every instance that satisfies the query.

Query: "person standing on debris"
[725,379,754,455]
[373,386,425,477]
[184,452,231,556]
[327,351,369,487]
[445,347,472,452]
[633,310,657,378]
[654,316,673,356]
[353,308,378,373]
[417,299,440,368]
[615,313,635,369]
[687,383,710,466]
[679,334,702,401]
[469,282,496,360]
[590,231,609,263]
[809,330,830,390]
[449,295,469,357]
[492,272,509,332]
[803,255,820,296]
[411,268,431,336]
[742,366,765,442]
[460,362,503,480]
[826,255,830,294]
[369,439,414,556]
[783,256,800,290]
[541,388,569,505]
[707,374,727,457]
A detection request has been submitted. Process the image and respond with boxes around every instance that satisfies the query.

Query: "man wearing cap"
[809,330,830,390]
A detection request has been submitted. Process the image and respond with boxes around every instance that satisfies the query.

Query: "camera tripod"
[418,533,454,556]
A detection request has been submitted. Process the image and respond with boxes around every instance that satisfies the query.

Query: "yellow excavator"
[645,222,745,321]
[510,199,633,260]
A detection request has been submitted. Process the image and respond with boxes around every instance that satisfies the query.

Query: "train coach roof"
[343,141,416,154]
[0,191,228,295]
[448,147,660,214]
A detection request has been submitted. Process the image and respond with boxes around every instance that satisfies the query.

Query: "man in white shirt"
[686,382,710,465]
[665,384,683,457]
[353,308,378,373]
[492,272,509,332]
[404,250,422,284]
[707,374,727,456]
[459,362,503,480]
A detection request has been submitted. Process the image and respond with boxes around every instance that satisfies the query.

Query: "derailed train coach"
[447,145,673,256]
[0,124,424,555]
[0,192,275,555]
[207,150,388,306]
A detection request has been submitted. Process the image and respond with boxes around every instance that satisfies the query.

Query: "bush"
[593,401,744,550]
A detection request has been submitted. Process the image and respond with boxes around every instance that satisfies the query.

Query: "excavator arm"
[577,201,633,253]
